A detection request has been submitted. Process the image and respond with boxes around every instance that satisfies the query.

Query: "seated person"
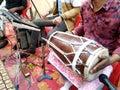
[27,0,81,54]
[67,0,120,89]
[0,0,27,15]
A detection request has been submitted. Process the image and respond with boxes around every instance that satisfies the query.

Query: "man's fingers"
[89,59,108,74]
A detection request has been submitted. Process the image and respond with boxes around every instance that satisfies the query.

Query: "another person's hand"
[89,54,120,74]
[52,16,62,25]
[9,7,17,13]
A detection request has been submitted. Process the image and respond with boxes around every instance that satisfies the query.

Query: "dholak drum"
[48,31,109,81]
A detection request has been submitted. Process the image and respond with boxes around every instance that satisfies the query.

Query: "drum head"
[84,48,109,81]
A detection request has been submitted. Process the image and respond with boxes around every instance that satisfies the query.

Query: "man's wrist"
[111,54,120,63]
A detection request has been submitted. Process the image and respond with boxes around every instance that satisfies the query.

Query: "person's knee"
[32,19,41,27]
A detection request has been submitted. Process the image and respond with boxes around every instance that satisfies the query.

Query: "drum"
[48,31,109,81]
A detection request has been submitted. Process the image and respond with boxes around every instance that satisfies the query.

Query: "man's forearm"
[110,54,120,64]
[16,6,26,11]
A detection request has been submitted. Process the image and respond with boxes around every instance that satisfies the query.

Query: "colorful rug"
[0,23,67,90]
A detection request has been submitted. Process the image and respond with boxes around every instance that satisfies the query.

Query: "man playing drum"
[70,0,120,89]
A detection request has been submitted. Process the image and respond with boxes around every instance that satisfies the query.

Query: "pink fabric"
[48,51,113,90]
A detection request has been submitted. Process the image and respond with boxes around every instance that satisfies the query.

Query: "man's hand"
[52,16,62,25]
[89,56,111,74]
[9,6,25,13]
[9,7,17,13]
[89,54,120,74]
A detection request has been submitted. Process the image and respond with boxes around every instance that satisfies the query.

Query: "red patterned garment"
[75,0,120,55]
[74,0,120,89]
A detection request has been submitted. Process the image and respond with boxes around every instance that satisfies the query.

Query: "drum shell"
[48,31,109,81]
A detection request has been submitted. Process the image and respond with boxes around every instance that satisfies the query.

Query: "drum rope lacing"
[48,34,96,73]
[47,32,106,76]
